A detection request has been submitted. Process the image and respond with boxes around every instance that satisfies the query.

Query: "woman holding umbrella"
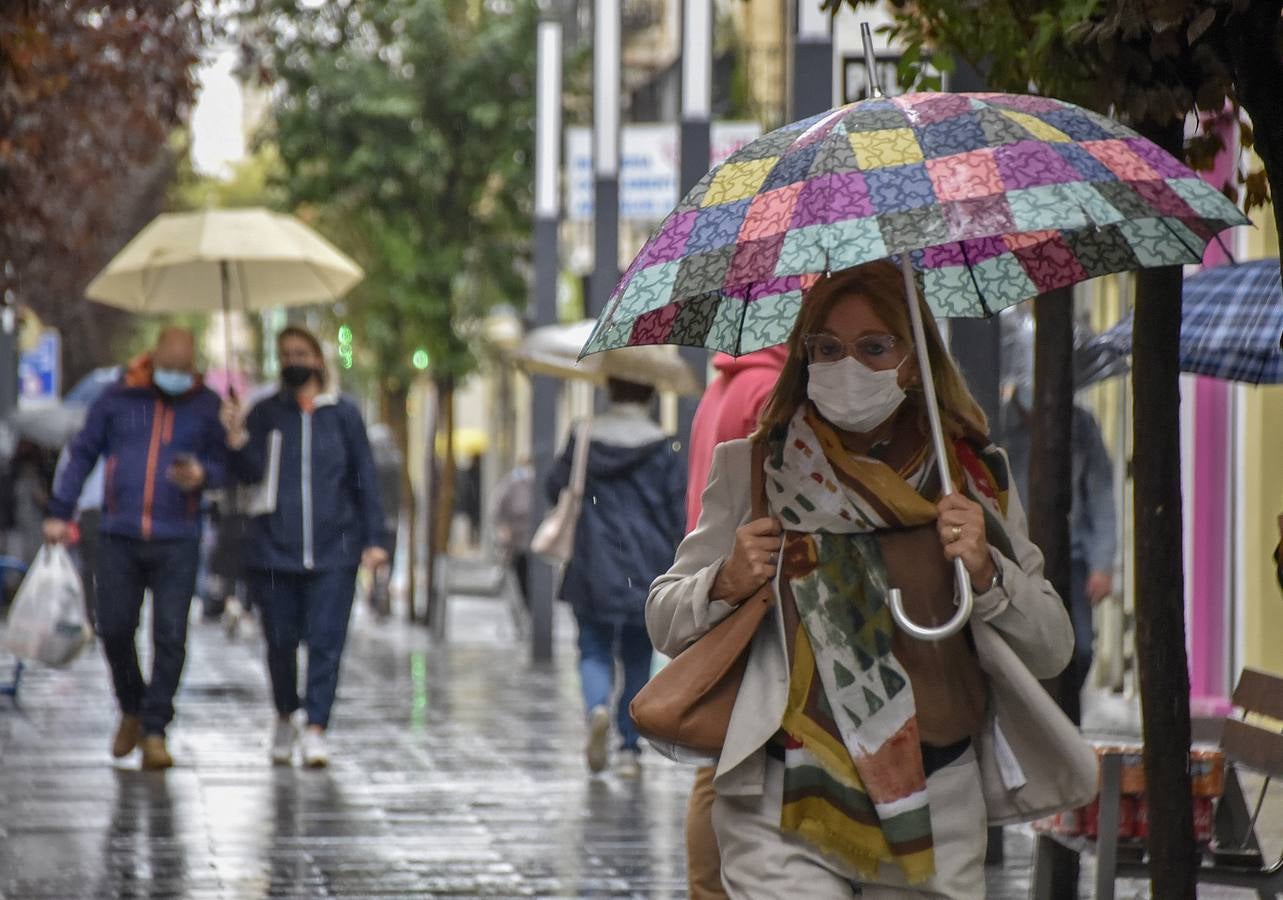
[648,260,1092,897]
[222,326,389,768]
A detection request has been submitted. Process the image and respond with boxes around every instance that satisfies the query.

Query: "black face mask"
[282,365,319,389]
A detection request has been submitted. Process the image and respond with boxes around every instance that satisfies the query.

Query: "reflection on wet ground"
[1,590,1257,898]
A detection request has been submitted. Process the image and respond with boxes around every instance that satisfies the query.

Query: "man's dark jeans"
[96,534,200,736]
[249,566,358,730]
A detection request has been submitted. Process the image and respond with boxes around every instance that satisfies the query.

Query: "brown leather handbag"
[629,441,774,757]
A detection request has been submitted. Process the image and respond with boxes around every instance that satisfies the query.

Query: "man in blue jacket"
[44,327,229,770]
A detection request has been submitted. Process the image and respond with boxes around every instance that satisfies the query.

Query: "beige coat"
[647,438,1098,825]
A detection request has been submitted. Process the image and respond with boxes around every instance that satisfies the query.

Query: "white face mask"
[806,355,908,433]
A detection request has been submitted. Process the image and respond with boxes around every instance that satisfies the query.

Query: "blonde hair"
[753,259,988,441]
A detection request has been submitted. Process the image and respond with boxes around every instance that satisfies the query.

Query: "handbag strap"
[750,439,768,520]
[568,419,592,498]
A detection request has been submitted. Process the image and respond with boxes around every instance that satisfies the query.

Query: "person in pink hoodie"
[682,345,786,900]
[685,348,789,531]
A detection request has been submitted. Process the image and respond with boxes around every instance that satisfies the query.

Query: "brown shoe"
[111,715,142,758]
[140,735,174,770]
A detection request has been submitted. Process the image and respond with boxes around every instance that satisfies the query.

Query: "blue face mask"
[154,369,194,396]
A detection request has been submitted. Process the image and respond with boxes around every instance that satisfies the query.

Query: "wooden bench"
[1031,668,1283,899]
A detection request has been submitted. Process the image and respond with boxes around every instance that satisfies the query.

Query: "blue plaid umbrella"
[1092,259,1283,384]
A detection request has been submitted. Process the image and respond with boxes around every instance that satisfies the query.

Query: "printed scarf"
[767,406,1014,883]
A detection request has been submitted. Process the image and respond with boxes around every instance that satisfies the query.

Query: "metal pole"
[0,296,17,418]
[886,253,974,640]
[219,261,238,401]
[677,0,712,452]
[790,1,833,120]
[529,19,563,663]
[590,0,620,319]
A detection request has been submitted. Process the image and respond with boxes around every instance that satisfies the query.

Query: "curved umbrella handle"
[888,559,975,642]
[886,251,978,642]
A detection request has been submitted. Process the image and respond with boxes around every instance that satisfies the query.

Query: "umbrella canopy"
[6,404,86,450]
[583,86,1246,643]
[1089,259,1283,384]
[517,320,702,396]
[86,208,364,313]
[63,365,121,406]
[582,92,1246,358]
[1001,312,1130,392]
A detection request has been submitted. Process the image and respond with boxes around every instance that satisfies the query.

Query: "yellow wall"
[1239,199,1283,674]
[1239,384,1283,674]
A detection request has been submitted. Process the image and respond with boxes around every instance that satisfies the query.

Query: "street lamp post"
[676,0,713,455]
[529,19,563,663]
[590,0,620,319]
[791,1,833,120]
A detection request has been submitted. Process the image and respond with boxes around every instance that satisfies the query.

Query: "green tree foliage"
[168,138,289,213]
[824,0,1281,241]
[240,0,539,392]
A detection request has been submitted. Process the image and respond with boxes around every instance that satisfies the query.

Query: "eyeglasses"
[803,333,903,366]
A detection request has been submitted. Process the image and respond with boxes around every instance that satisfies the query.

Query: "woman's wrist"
[970,554,1000,593]
[710,561,744,606]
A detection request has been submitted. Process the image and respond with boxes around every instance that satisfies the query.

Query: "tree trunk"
[422,376,456,631]
[1027,286,1079,898]
[433,376,457,557]
[1133,117,1197,900]
[1225,0,1283,270]
[381,382,416,622]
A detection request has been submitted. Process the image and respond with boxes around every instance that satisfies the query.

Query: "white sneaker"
[301,728,329,768]
[223,598,244,639]
[271,717,297,765]
[585,705,610,773]
[615,748,641,779]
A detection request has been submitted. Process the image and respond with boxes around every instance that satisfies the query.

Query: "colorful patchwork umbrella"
[1088,259,1283,385]
[583,50,1247,640]
[582,94,1246,358]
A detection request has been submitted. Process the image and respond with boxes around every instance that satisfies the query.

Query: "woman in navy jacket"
[223,326,389,767]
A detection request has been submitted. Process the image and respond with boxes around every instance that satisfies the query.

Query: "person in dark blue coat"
[222,326,388,768]
[546,377,686,777]
[45,327,229,770]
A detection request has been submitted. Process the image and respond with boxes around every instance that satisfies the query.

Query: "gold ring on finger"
[951,525,963,541]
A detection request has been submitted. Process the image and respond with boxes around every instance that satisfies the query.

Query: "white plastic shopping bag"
[3,544,92,667]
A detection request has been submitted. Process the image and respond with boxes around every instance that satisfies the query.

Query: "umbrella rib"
[1212,232,1238,265]
[736,287,750,357]
[957,240,992,317]
[1156,216,1207,263]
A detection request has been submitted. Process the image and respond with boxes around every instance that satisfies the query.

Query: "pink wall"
[1189,377,1229,702]
[1187,107,1237,705]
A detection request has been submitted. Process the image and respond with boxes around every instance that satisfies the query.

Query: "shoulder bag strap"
[569,419,592,499]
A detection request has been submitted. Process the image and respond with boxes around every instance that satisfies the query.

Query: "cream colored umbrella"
[86,208,363,314]
[515,319,702,396]
[87,208,363,388]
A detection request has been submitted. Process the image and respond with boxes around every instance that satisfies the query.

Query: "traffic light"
[338,324,354,369]
[412,348,430,371]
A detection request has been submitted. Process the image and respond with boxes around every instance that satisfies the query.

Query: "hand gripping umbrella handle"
[888,252,975,642]
[888,558,975,642]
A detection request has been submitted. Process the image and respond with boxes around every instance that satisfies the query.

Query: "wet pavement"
[0,571,1272,898]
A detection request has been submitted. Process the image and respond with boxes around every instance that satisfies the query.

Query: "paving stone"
[0,593,1270,898]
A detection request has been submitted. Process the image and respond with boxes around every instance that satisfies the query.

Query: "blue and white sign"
[565,121,763,223]
[19,329,60,407]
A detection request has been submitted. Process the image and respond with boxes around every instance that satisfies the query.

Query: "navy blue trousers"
[95,534,200,736]
[575,615,653,752]
[1069,557,1094,696]
[249,567,358,729]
